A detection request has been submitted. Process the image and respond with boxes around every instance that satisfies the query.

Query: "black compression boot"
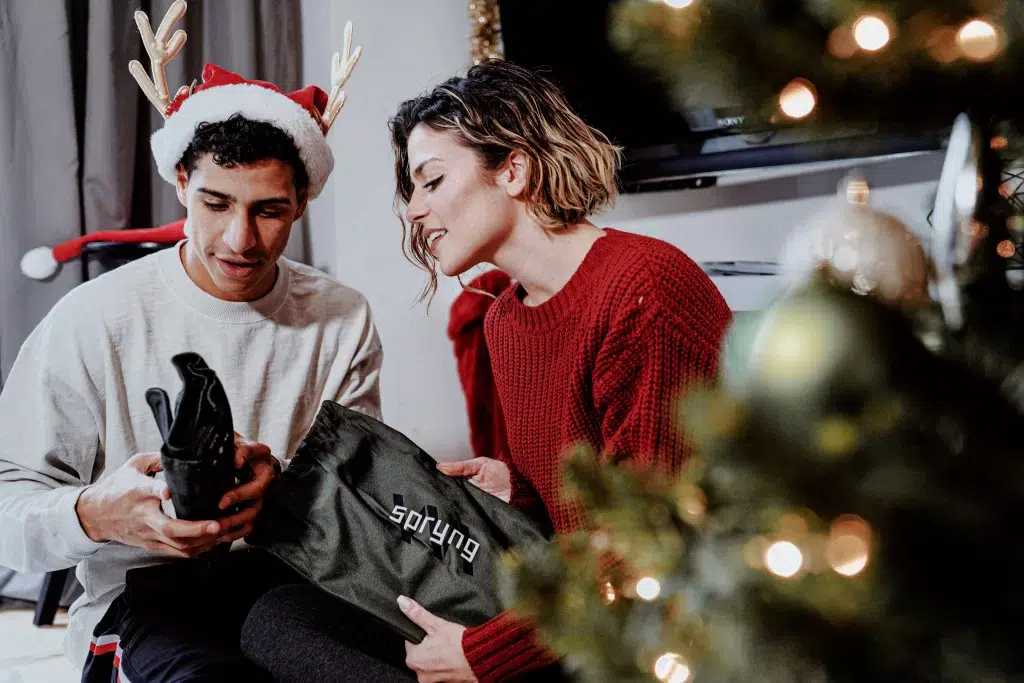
[146,353,237,527]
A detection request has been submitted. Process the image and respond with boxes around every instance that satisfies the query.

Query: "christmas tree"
[498,2,1024,682]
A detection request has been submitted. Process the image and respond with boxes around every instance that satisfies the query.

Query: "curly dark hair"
[178,114,310,194]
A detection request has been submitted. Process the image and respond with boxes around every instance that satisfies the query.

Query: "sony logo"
[718,116,745,127]
[390,504,480,565]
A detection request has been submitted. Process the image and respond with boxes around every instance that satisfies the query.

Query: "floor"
[0,609,78,683]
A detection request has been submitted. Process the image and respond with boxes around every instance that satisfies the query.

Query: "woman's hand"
[399,596,478,683]
[436,457,511,503]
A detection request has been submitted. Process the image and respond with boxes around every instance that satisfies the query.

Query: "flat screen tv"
[496,0,946,193]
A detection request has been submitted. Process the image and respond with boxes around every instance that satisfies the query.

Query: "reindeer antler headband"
[130,1,362,199]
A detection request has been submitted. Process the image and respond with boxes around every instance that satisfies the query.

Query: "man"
[0,3,374,680]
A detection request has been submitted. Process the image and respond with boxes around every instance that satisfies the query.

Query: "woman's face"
[403,124,517,277]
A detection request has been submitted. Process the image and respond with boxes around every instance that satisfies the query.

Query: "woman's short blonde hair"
[389,59,623,302]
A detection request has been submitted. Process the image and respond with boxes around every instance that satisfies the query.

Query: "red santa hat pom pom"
[21,247,60,280]
[20,219,187,281]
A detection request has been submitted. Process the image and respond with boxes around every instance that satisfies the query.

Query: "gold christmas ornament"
[741,281,891,422]
[468,0,504,65]
[778,173,931,309]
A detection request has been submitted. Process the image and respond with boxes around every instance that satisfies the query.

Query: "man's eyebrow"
[198,188,291,205]
[412,157,441,178]
[198,187,234,201]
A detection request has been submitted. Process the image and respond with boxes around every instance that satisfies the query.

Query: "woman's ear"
[498,151,530,199]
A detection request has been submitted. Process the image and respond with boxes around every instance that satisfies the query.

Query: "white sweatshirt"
[0,242,383,669]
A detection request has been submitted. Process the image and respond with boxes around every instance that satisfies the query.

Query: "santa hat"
[20,219,187,280]
[133,1,360,200]
[21,1,361,281]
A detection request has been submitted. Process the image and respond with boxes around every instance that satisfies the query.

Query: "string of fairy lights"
[776,14,1003,120]
[469,0,1006,122]
[642,0,1006,121]
[604,513,874,682]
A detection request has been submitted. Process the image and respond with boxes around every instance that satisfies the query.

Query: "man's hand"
[436,458,511,503]
[399,596,477,683]
[213,433,281,544]
[76,453,221,558]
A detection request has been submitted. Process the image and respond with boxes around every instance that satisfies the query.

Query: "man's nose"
[223,213,257,253]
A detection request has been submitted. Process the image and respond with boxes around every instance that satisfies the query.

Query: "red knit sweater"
[461,229,732,681]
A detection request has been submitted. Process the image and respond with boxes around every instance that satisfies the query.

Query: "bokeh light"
[779,79,816,119]
[654,653,692,683]
[853,15,892,51]
[636,576,662,601]
[765,540,804,577]
[957,19,1001,61]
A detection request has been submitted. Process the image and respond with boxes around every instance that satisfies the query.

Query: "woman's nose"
[405,188,429,224]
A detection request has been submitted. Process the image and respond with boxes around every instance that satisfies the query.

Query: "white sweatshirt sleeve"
[333,310,384,421]
[0,343,107,573]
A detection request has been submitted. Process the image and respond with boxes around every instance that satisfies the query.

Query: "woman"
[243,60,732,683]
[392,58,731,683]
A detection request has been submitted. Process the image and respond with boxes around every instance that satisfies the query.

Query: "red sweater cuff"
[462,611,557,683]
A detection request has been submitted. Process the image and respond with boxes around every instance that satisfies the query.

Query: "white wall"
[607,152,944,310]
[302,0,476,460]
[301,0,945,460]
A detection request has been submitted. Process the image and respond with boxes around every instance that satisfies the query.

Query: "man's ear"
[293,188,309,221]
[175,165,189,208]
[497,151,530,199]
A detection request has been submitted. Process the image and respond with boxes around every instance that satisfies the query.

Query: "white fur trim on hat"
[150,84,334,199]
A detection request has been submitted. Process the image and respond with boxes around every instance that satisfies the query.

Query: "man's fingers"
[397,595,441,633]
[129,452,163,474]
[150,512,221,540]
[234,445,251,469]
[220,461,275,509]
[216,500,261,532]
[144,540,190,559]
[146,477,171,501]
[147,538,217,557]
[234,433,272,469]
[217,524,252,545]
[436,459,484,478]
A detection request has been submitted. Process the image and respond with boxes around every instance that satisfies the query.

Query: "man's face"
[176,155,307,302]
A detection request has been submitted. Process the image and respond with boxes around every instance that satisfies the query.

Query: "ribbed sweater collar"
[499,228,623,333]
[157,241,291,323]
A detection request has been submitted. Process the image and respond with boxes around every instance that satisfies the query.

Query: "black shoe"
[146,352,237,524]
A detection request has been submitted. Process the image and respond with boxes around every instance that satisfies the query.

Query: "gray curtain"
[1,0,305,384]
[0,1,84,388]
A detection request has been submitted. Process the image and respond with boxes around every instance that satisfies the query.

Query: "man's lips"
[216,257,262,279]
